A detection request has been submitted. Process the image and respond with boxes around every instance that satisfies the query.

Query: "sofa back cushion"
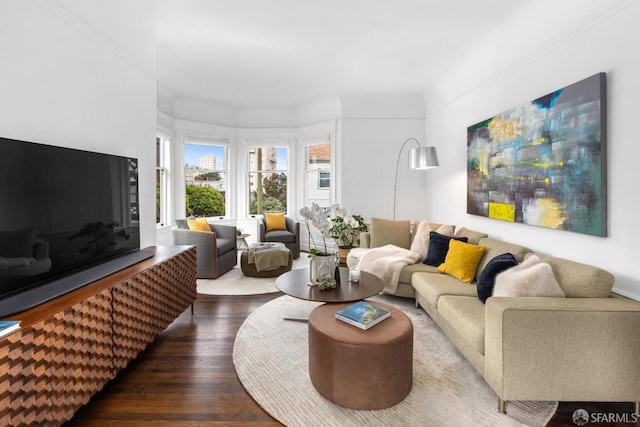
[476,238,532,278]
[529,253,614,298]
[370,218,411,249]
[454,227,488,245]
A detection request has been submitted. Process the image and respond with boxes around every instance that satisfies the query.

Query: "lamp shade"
[409,146,439,170]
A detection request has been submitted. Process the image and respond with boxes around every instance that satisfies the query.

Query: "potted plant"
[327,203,368,264]
[300,203,336,285]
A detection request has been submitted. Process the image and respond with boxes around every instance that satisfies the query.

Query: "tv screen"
[0,137,149,317]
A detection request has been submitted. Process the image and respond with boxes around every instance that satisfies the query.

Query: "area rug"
[197,256,307,295]
[233,294,557,427]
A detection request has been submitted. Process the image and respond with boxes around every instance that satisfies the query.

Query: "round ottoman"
[308,300,413,410]
[240,248,292,278]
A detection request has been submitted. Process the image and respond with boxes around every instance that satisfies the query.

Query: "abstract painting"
[467,73,607,236]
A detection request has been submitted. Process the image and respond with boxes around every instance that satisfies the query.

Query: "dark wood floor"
[65,292,638,426]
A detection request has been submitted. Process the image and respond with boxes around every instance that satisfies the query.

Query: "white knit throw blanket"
[351,245,421,294]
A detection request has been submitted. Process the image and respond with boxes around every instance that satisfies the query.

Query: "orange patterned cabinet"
[0,246,196,426]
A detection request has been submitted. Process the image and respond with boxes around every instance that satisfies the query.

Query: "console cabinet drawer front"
[0,290,113,427]
[44,290,114,424]
[111,248,197,370]
[0,321,52,426]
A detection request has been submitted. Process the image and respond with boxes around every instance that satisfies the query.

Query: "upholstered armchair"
[258,213,300,259]
[172,218,237,278]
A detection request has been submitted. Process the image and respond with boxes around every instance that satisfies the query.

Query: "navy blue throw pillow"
[477,253,518,303]
[423,232,468,266]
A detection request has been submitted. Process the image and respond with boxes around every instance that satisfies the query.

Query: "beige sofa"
[355,218,640,413]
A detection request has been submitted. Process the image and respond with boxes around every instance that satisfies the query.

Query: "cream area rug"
[233,294,557,427]
[197,255,308,295]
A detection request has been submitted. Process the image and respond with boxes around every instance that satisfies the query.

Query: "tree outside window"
[184,142,227,217]
[248,147,288,214]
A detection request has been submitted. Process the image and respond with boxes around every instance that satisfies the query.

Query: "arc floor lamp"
[393,138,439,220]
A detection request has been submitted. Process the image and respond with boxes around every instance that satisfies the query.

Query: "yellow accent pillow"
[264,212,287,232]
[187,218,211,232]
[437,239,486,283]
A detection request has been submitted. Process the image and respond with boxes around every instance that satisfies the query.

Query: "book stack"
[335,301,391,330]
[0,320,21,338]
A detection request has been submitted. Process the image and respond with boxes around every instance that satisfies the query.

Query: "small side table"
[236,233,250,250]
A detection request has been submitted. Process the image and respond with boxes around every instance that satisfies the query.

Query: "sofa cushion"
[438,295,486,355]
[265,229,296,243]
[454,227,488,245]
[529,253,614,298]
[399,262,439,284]
[216,238,236,255]
[370,218,411,249]
[477,253,518,303]
[424,232,468,266]
[412,271,477,308]
[264,212,287,232]
[409,221,454,259]
[493,255,565,298]
[437,240,486,283]
[187,218,211,232]
[475,237,531,278]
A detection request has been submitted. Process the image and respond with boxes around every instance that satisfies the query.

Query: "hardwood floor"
[65,292,638,426]
[65,293,283,426]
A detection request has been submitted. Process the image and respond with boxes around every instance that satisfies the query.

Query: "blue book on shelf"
[335,301,391,330]
[0,320,21,337]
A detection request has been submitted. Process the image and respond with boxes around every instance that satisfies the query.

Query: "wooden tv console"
[0,245,197,426]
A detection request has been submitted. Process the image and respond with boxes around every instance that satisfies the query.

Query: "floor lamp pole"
[393,138,420,220]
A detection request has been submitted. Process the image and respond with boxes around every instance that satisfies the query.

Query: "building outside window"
[305,143,331,210]
[248,146,288,214]
[184,142,227,217]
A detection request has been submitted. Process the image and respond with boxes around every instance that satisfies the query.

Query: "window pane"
[184,143,227,217]
[156,137,167,226]
[305,143,331,209]
[248,147,288,214]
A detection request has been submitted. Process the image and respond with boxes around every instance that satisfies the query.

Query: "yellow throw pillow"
[437,239,486,283]
[187,218,211,232]
[264,212,287,232]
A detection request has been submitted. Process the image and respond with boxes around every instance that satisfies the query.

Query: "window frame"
[183,139,229,219]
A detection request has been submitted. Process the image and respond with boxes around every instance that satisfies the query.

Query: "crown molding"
[426,0,637,121]
[36,0,158,81]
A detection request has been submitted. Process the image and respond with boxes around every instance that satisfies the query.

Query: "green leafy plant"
[328,204,368,249]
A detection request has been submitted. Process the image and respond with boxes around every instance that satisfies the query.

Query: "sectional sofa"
[351,218,640,414]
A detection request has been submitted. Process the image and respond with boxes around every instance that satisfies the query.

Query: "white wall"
[339,93,427,221]
[422,1,640,299]
[0,2,158,248]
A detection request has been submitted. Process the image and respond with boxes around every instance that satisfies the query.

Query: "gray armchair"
[258,215,300,259]
[172,219,237,278]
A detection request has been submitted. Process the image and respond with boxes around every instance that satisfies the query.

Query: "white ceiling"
[53,0,606,110]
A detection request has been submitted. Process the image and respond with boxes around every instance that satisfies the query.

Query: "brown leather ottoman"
[308,300,413,410]
[240,248,292,278]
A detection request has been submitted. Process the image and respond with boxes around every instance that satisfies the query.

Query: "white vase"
[309,254,336,285]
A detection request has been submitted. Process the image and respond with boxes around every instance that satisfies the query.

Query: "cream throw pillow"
[493,255,565,298]
[409,220,454,259]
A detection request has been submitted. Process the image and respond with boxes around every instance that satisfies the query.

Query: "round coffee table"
[275,267,384,303]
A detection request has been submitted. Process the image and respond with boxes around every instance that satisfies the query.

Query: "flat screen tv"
[0,137,153,318]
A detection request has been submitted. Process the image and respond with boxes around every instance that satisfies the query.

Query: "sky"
[184,143,288,170]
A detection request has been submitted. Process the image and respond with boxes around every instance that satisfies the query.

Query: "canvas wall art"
[467,73,607,236]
